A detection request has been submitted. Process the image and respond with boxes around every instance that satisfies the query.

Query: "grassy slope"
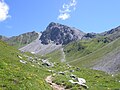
[45,49,63,63]
[0,40,51,90]
[64,37,110,62]
[52,65,120,90]
[68,37,120,68]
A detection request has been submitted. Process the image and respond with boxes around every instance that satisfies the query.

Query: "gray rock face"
[40,22,85,45]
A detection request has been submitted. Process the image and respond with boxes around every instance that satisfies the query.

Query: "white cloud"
[57,13,70,20]
[0,0,10,22]
[58,0,77,20]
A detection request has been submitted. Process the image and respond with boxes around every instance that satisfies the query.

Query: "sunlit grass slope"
[0,40,51,90]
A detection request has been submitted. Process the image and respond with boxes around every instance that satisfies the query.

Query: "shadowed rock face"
[40,22,85,45]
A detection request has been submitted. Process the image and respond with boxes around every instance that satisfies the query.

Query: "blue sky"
[0,0,120,37]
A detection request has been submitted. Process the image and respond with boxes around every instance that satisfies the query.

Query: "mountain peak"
[48,22,57,25]
[40,22,85,45]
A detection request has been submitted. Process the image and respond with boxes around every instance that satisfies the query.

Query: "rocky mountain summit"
[40,22,85,45]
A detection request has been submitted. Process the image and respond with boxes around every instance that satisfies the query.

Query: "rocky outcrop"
[40,22,85,45]
[101,26,120,41]
[82,33,97,40]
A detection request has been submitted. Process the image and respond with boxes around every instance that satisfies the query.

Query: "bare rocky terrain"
[19,33,62,55]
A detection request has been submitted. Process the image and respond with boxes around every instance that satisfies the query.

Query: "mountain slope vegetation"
[64,37,110,62]
[0,40,52,90]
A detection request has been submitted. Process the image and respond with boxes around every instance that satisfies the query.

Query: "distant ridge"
[0,31,39,48]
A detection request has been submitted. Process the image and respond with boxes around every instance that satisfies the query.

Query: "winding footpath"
[45,75,69,90]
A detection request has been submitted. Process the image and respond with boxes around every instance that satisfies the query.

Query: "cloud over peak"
[58,0,77,20]
[0,0,10,22]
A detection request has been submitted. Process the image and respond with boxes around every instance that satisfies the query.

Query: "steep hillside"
[40,22,85,45]
[92,44,120,74]
[64,37,109,62]
[2,31,39,48]
[0,40,52,90]
[68,37,120,74]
